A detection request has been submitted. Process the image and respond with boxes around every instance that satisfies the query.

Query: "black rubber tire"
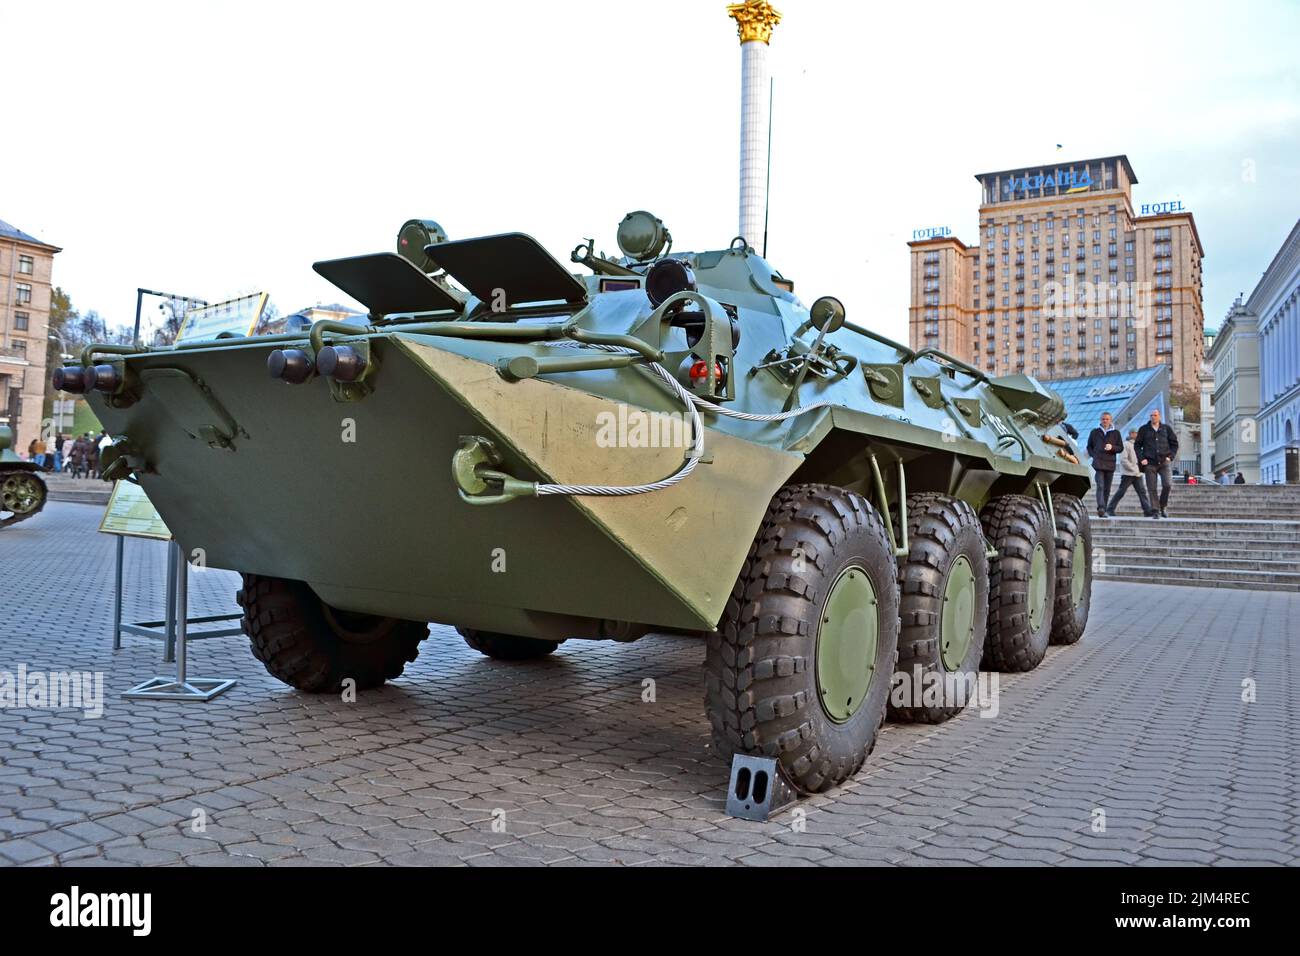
[1050,494,1092,646]
[979,494,1056,672]
[457,628,560,661]
[237,574,427,692]
[704,484,900,794]
[890,493,990,723]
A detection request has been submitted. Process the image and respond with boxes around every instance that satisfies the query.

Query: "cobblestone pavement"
[2,503,1297,866]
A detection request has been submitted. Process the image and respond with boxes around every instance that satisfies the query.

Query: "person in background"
[1107,428,1153,517]
[1136,409,1180,519]
[1086,411,1123,518]
[96,430,113,480]
[54,433,66,473]
[69,435,88,479]
[30,435,48,470]
[84,431,100,479]
[1217,470,1232,485]
[1235,472,1246,484]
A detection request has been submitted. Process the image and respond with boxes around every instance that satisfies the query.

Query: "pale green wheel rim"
[816,565,878,723]
[1028,542,1049,631]
[940,555,976,671]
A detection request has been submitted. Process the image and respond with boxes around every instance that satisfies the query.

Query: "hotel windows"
[15,283,32,305]
[17,255,34,275]
[14,312,29,330]
[1124,240,1134,252]
[10,339,25,355]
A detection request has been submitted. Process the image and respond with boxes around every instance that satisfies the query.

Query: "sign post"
[99,481,237,701]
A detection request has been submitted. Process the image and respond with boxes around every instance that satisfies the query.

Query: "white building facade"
[1210,298,1261,482]
[1255,220,1300,483]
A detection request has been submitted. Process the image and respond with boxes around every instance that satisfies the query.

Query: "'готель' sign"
[912,227,951,240]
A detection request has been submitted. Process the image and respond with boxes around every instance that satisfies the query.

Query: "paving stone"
[0,504,1296,867]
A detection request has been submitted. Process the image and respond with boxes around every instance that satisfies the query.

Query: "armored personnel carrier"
[57,212,1092,792]
[0,425,48,529]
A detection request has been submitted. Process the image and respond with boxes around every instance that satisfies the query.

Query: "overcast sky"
[4,0,1298,342]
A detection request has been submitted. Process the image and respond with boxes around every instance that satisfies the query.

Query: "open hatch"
[312,252,463,318]
[423,232,587,308]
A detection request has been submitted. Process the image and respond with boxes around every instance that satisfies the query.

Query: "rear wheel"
[457,628,561,661]
[890,493,989,723]
[705,484,899,794]
[1050,494,1092,646]
[237,574,428,692]
[980,494,1055,672]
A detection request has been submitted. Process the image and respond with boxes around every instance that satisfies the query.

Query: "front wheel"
[237,574,428,692]
[705,484,900,794]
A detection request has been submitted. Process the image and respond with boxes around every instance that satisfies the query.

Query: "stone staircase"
[1088,483,1300,591]
[41,473,113,506]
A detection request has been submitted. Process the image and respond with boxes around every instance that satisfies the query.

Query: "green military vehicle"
[0,425,48,529]
[56,211,1092,792]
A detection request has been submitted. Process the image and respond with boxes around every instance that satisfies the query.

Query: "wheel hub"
[1028,542,1048,631]
[940,555,976,671]
[815,565,878,723]
[1,473,43,514]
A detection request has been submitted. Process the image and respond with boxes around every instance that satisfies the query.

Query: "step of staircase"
[1089,512,1300,592]
[42,475,113,506]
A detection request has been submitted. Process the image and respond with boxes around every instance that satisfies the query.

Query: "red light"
[689,360,723,382]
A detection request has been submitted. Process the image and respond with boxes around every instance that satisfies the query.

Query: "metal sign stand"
[112,536,242,662]
[122,541,236,702]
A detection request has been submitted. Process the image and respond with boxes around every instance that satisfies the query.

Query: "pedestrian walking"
[1106,429,1153,517]
[1136,409,1179,519]
[54,433,66,473]
[1234,472,1246,485]
[84,431,100,480]
[69,435,88,479]
[1086,411,1123,518]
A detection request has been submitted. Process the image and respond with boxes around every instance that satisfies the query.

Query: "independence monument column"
[727,0,782,249]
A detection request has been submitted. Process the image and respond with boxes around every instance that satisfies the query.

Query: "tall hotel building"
[908,155,1205,391]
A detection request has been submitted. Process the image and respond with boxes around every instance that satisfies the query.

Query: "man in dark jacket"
[1136,408,1179,518]
[1086,411,1123,518]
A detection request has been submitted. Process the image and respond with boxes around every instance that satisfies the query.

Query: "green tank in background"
[57,211,1094,793]
[0,425,48,529]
